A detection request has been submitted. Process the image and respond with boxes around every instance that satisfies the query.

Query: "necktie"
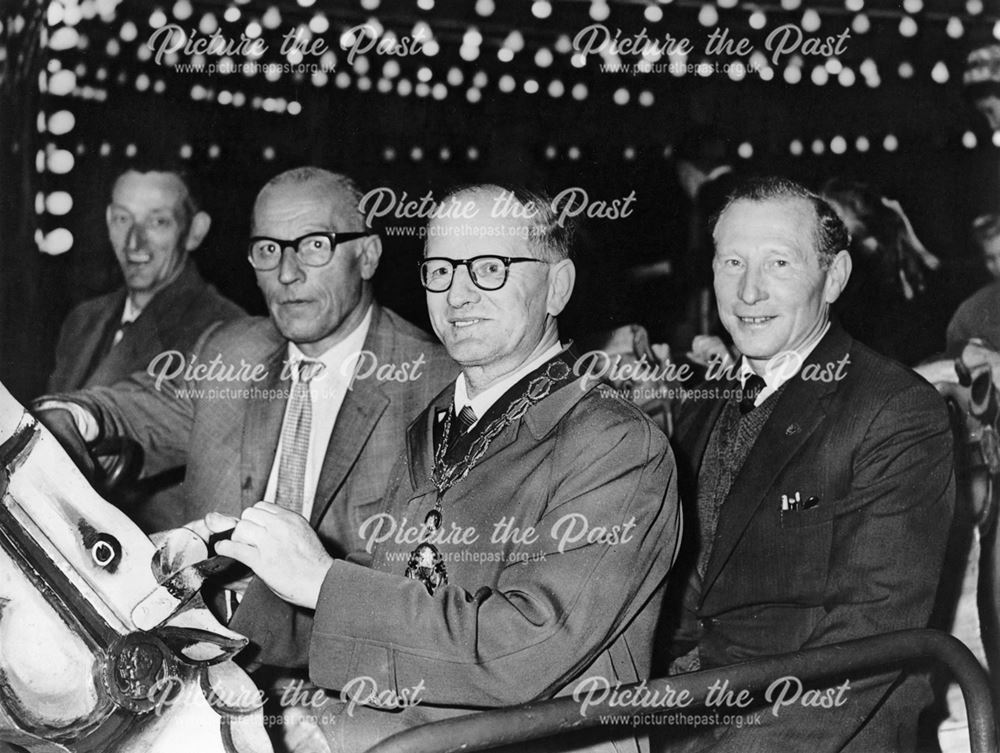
[443,405,477,455]
[275,360,320,512]
[457,405,477,434]
[111,319,134,347]
[739,374,766,415]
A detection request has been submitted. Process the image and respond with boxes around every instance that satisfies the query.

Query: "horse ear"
[157,604,248,663]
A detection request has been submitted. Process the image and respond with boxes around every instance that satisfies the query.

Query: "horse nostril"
[91,534,122,569]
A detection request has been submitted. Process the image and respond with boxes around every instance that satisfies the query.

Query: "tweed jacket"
[62,304,458,545]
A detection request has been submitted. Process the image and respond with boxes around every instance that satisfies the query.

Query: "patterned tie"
[457,405,477,434]
[739,374,766,415]
[275,360,320,512]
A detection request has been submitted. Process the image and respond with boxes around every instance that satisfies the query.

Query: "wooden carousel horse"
[0,381,272,753]
[933,344,1000,707]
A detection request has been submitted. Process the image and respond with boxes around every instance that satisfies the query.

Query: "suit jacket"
[239,373,681,753]
[61,304,457,545]
[47,261,243,393]
[666,324,954,752]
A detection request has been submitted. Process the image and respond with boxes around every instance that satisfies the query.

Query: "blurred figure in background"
[821,178,941,364]
[964,43,1000,131]
[672,127,738,351]
[947,214,1000,354]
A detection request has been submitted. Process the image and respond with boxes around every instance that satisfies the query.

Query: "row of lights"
[91,2,984,90]
[60,54,954,114]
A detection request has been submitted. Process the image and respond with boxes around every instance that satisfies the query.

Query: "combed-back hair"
[427,183,576,261]
[713,176,850,268]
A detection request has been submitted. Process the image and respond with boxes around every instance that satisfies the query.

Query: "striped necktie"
[457,405,477,434]
[275,360,321,512]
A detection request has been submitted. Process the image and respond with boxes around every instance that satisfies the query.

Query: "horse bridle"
[0,419,188,751]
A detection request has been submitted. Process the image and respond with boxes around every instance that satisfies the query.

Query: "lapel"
[404,362,596,502]
[240,344,288,509]
[90,308,164,386]
[675,385,731,478]
[700,325,852,599]
[85,264,203,387]
[406,387,454,500]
[76,291,126,388]
[309,305,391,527]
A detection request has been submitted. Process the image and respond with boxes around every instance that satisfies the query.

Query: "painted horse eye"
[90,534,121,569]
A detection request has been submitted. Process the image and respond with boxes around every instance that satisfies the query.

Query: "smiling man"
[664,177,954,752]
[212,184,681,753]
[48,167,242,393]
[43,167,243,531]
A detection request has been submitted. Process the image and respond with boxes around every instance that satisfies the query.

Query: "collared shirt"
[452,341,563,428]
[111,297,144,346]
[263,304,373,521]
[739,321,831,407]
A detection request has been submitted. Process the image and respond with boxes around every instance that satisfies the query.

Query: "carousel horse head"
[935,341,1000,534]
[0,382,271,753]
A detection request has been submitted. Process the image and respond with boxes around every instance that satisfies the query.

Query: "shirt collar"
[739,321,831,391]
[121,296,143,324]
[286,304,373,383]
[454,341,564,424]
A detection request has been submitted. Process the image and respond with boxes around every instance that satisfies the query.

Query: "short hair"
[713,176,849,269]
[427,183,575,261]
[972,213,1000,250]
[253,166,367,231]
[112,165,200,224]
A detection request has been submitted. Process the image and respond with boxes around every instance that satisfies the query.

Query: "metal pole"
[365,629,997,753]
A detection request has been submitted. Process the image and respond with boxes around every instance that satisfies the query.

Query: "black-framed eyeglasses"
[247,231,374,271]
[419,255,548,292]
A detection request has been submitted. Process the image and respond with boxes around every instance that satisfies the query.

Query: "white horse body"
[0,382,272,753]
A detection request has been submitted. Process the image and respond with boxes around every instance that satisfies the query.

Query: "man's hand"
[32,405,97,481]
[206,503,334,610]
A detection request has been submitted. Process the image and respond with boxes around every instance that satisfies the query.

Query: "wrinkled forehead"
[110,170,189,216]
[252,179,359,234]
[425,190,537,258]
[714,197,819,254]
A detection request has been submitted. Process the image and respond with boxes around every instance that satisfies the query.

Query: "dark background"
[2,0,998,401]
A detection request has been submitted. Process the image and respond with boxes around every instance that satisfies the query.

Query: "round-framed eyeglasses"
[419,255,548,292]
[247,231,374,271]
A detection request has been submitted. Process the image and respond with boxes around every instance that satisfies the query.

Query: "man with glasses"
[34,166,456,564]
[208,184,682,753]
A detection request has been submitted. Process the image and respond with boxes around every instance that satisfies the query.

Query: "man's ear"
[358,234,382,281]
[184,211,212,252]
[823,249,852,304]
[546,258,576,317]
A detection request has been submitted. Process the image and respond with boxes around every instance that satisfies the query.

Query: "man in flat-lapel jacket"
[34,166,457,597]
[664,177,954,752]
[210,184,682,753]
